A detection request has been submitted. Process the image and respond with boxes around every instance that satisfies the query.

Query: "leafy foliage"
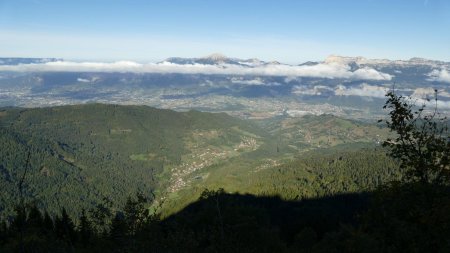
[381,91,450,183]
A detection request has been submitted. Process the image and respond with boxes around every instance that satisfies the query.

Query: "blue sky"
[0,0,449,63]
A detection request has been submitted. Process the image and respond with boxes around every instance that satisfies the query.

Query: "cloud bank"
[293,83,389,98]
[292,85,334,96]
[292,83,450,109]
[428,69,450,83]
[335,83,389,98]
[407,97,450,110]
[0,61,392,80]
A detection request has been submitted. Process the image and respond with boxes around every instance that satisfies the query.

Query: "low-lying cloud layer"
[408,97,450,110]
[292,83,450,109]
[293,83,389,98]
[335,83,388,98]
[0,61,392,80]
[428,69,450,83]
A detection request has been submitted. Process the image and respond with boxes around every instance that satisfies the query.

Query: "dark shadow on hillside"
[158,191,370,250]
[2,183,450,252]
[154,183,450,252]
[167,191,369,236]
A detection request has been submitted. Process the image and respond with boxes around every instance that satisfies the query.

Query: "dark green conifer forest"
[0,92,449,252]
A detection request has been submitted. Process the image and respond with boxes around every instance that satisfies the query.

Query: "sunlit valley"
[1,55,449,120]
[1,1,449,252]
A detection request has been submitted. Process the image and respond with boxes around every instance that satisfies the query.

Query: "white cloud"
[408,97,450,109]
[230,77,281,86]
[352,67,392,80]
[284,76,299,83]
[230,77,264,85]
[292,85,334,96]
[409,88,450,109]
[0,61,392,80]
[427,69,450,83]
[439,90,450,98]
[77,78,90,83]
[334,83,388,98]
[411,87,436,99]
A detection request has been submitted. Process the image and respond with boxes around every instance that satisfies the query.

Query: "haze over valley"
[1,54,449,120]
[1,0,449,252]
[1,52,447,216]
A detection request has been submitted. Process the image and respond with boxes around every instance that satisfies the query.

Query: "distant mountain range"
[159,54,449,69]
[323,55,447,68]
[0,57,62,65]
[161,53,281,67]
[0,54,449,118]
[1,54,447,68]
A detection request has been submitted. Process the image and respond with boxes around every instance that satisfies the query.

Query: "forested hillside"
[0,104,398,219]
[0,104,267,218]
[1,90,449,252]
[161,147,400,215]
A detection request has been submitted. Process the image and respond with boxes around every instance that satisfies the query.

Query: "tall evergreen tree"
[78,209,93,247]
[55,208,76,244]
[109,212,128,248]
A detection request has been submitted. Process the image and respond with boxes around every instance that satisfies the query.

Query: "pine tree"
[123,193,149,236]
[110,212,128,248]
[42,211,54,234]
[78,209,93,247]
[55,208,76,244]
[0,220,7,244]
[27,205,43,230]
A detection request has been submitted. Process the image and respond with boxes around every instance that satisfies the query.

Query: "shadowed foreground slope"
[1,183,450,252]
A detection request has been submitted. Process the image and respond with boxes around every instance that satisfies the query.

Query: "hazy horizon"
[1,0,449,63]
[1,53,449,65]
